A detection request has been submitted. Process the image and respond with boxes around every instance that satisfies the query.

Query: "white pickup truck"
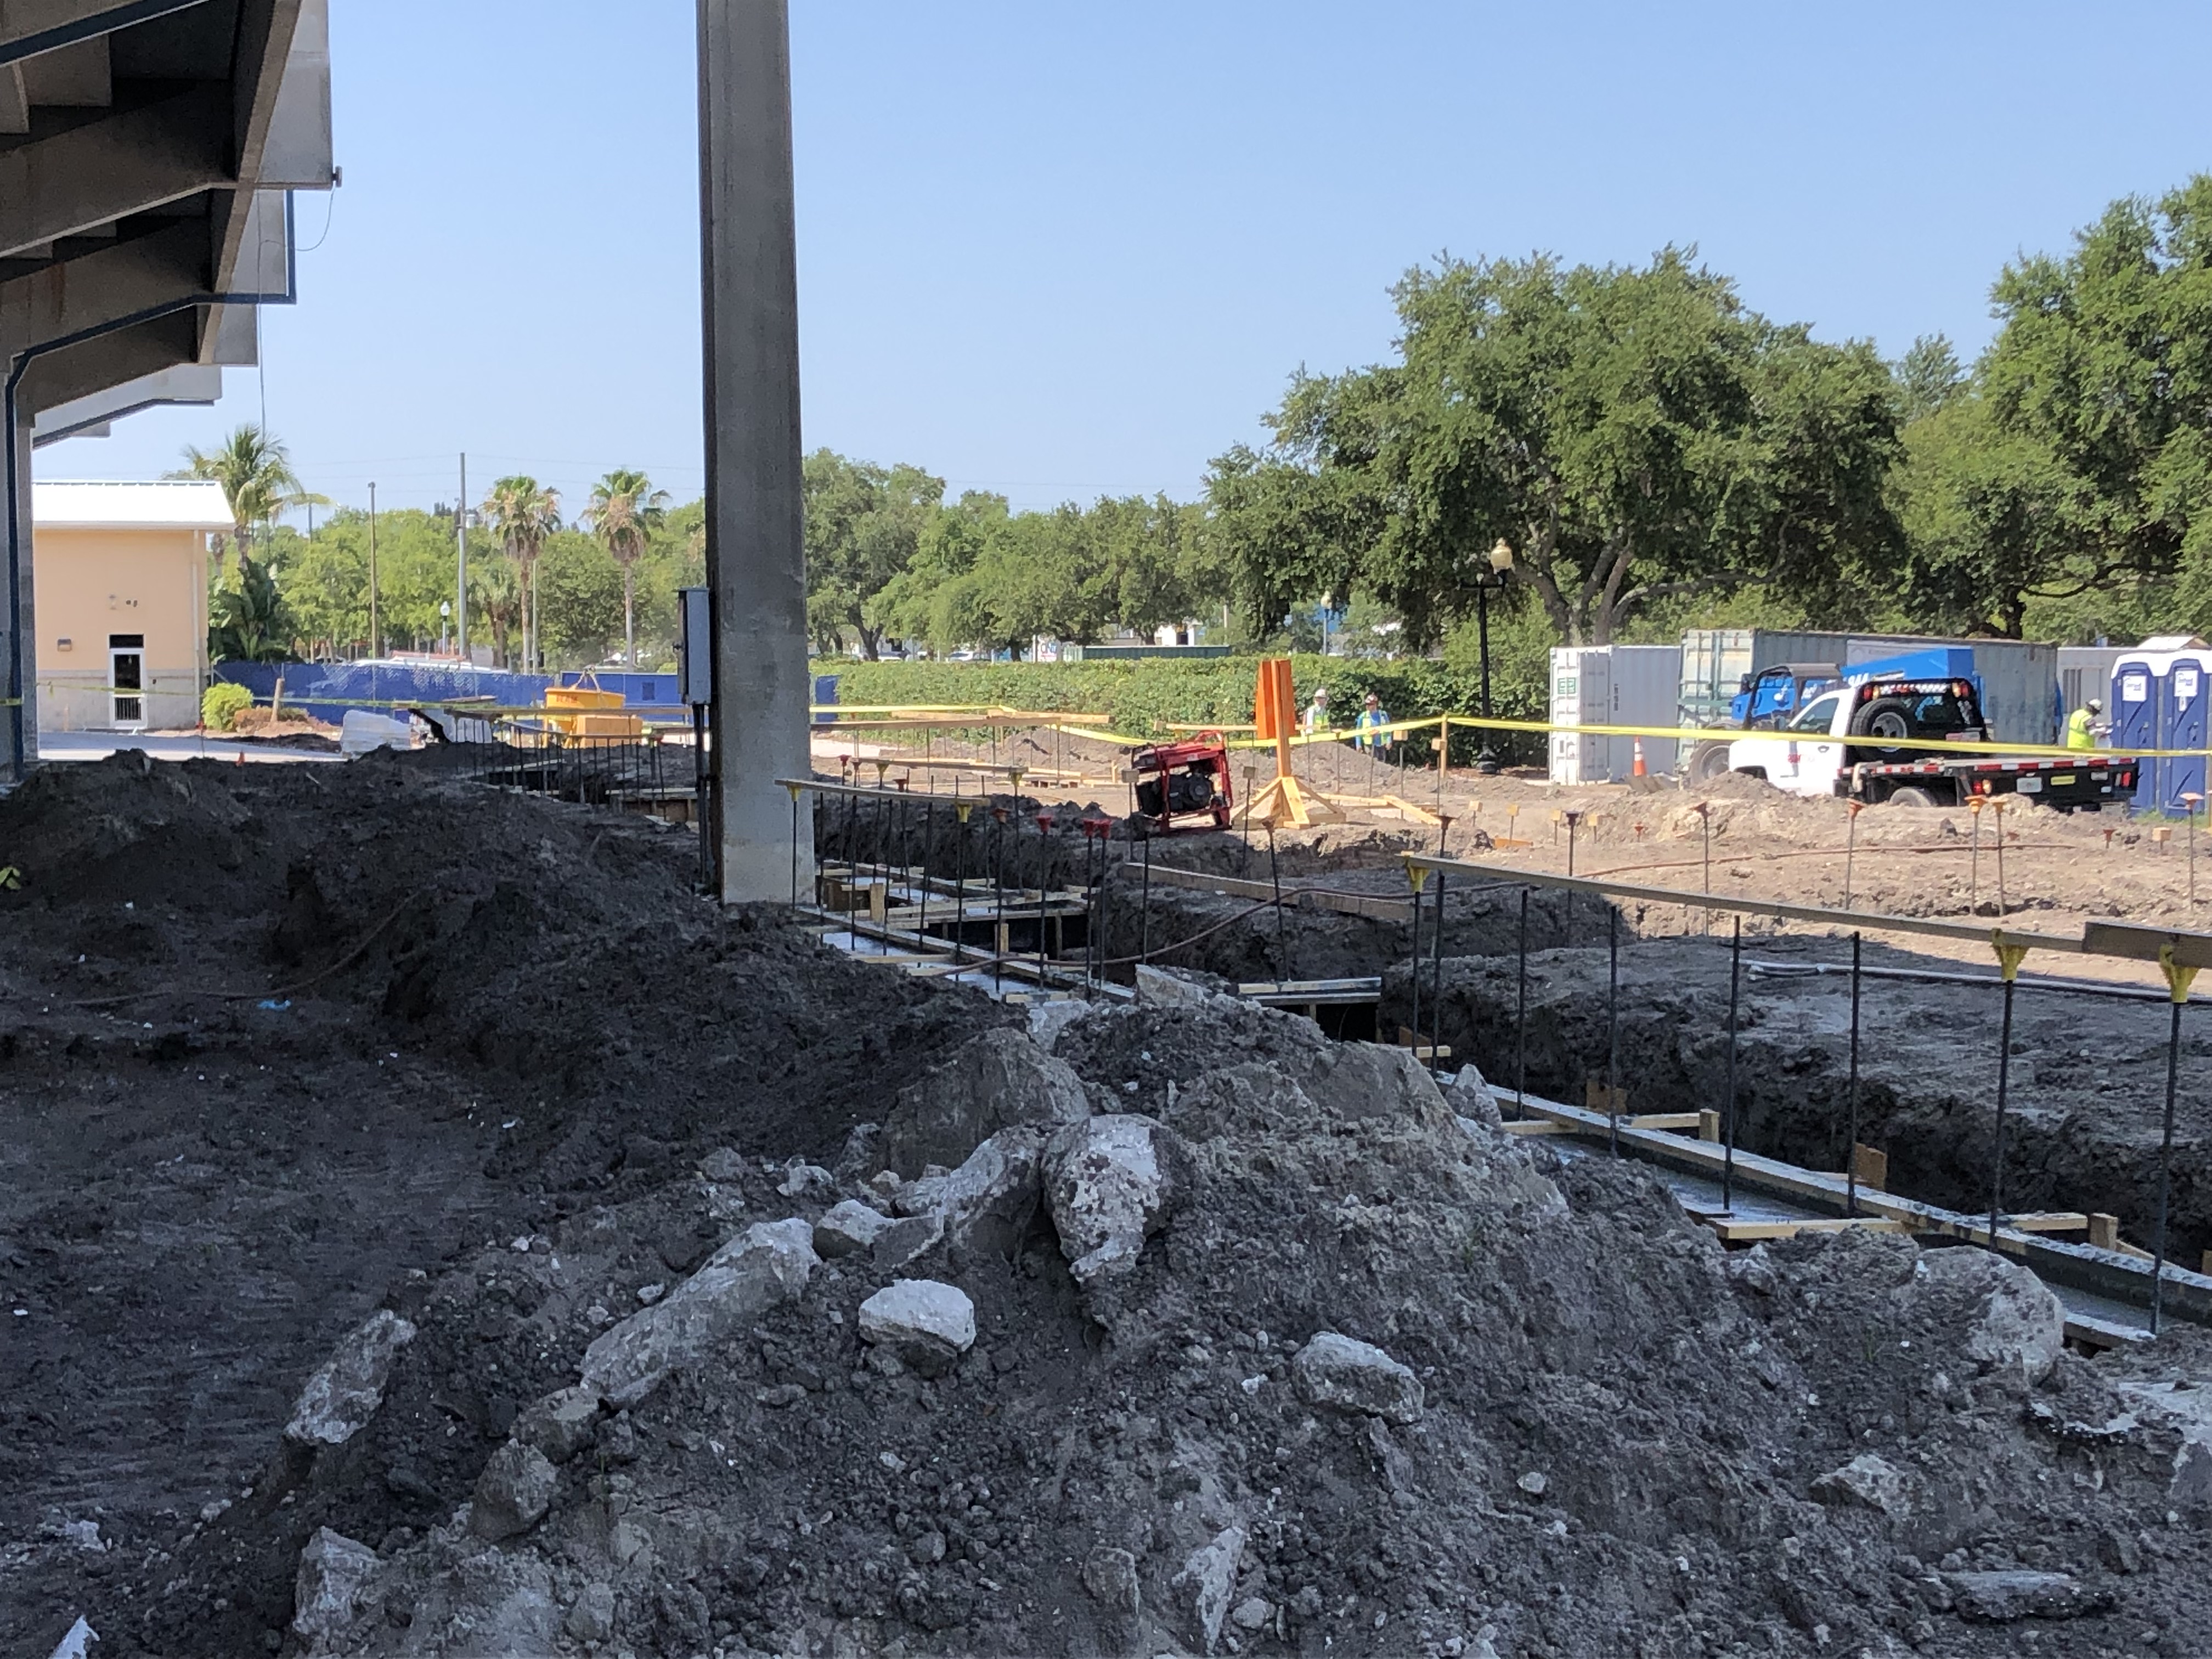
[1726,674,2139,811]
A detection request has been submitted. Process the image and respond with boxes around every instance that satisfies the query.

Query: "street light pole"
[367,481,380,659]
[1475,538,1514,776]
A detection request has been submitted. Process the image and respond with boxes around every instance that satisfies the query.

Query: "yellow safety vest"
[2066,708,2095,750]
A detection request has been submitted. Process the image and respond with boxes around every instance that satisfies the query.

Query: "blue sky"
[35,0,2212,520]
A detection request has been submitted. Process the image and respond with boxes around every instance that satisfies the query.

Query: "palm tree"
[171,425,325,573]
[584,467,669,666]
[470,556,526,669]
[481,475,561,670]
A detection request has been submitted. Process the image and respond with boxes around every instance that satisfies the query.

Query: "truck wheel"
[1685,741,1734,784]
[1849,697,1915,760]
[1885,785,1938,808]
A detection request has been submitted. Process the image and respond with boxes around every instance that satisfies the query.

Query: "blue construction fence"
[212,662,693,723]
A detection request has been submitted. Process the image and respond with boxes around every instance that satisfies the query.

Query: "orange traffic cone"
[1632,737,1647,778]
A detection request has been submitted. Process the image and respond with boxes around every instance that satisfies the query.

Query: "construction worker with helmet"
[2066,697,2106,751]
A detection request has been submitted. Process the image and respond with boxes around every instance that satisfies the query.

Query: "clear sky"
[33,0,2212,521]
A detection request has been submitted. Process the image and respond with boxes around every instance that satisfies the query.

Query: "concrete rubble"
[283,1310,417,1449]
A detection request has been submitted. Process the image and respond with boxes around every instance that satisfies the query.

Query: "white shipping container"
[1549,645,1684,783]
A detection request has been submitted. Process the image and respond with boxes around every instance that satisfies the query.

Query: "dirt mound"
[103,1000,2212,1658]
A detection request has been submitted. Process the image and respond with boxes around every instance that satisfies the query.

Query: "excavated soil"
[6,751,2212,1659]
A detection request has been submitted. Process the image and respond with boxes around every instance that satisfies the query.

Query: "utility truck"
[1726,673,2139,811]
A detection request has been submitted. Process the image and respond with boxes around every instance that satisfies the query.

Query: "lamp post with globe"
[1473,538,1514,775]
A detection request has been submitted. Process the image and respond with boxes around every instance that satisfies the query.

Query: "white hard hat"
[2088,698,2103,713]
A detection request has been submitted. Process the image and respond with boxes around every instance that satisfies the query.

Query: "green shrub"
[811,653,1547,766]
[201,681,255,732]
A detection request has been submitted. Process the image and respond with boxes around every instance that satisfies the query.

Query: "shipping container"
[2058,647,2123,727]
[1549,645,1683,783]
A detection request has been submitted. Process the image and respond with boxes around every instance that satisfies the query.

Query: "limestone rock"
[1026,997,1096,1049]
[1945,1570,2111,1622]
[391,1542,559,1655]
[1447,1063,1503,1126]
[1045,1113,1181,1289]
[514,1385,601,1465]
[283,1308,417,1448]
[580,1217,817,1406]
[292,1527,380,1647]
[1080,1545,1140,1617]
[1812,1452,1911,1519]
[871,1210,945,1271]
[812,1198,894,1258]
[1231,1595,1273,1632]
[1291,1331,1424,1425]
[858,1279,976,1379]
[776,1159,835,1198]
[902,1125,1047,1263]
[1921,1248,2064,1384]
[1171,1526,1247,1655]
[564,1581,616,1643]
[1135,963,1224,1006]
[470,1440,558,1540]
[881,1027,1090,1177]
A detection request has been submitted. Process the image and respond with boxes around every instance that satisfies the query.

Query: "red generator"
[1128,734,1234,836]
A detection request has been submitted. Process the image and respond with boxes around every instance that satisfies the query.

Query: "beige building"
[32,481,229,733]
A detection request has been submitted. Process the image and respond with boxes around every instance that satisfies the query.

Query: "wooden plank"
[1703,1217,1909,1243]
[1628,1111,1703,1131]
[1502,1120,1576,1137]
[1584,1080,1631,1116]
[2007,1212,2091,1234]
[2088,1212,2121,1251]
[1698,1109,1721,1143]
[1852,1144,1889,1193]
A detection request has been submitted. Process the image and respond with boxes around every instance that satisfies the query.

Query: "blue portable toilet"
[2109,653,2165,806]
[2161,651,2212,809]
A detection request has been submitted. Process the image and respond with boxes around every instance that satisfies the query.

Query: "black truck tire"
[1849,696,1915,761]
[1884,785,1939,808]
[1685,741,1734,783]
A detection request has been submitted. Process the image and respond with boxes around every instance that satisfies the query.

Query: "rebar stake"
[1140,832,1153,964]
[1408,865,1428,1063]
[2153,942,2199,1334]
[1722,917,1742,1213]
[1843,800,1864,911]
[951,801,973,965]
[1268,825,1289,986]
[1430,816,1454,1070]
[787,782,803,909]
[1514,885,1531,1120]
[1988,934,2029,1246]
[1845,931,1863,1218]
[1606,905,1621,1158]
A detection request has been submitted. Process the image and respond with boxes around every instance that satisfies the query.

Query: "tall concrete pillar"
[698,0,812,902]
[2,407,34,786]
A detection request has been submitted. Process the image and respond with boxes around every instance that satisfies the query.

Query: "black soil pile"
[0,754,1006,1655]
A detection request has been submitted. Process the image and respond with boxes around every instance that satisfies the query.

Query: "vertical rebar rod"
[918,797,935,946]
[1990,975,2017,1245]
[1845,930,1863,1218]
[1429,864,1449,1071]
[1606,905,1620,1157]
[789,787,801,909]
[952,806,969,966]
[1971,803,1983,913]
[1722,917,1742,1212]
[1267,826,1288,985]
[1034,815,1051,994]
[1140,833,1153,964]
[1995,802,2008,917]
[1408,876,1424,1062]
[2153,986,2187,1334]
[1514,885,1530,1121]
[993,808,1008,992]
[845,785,860,944]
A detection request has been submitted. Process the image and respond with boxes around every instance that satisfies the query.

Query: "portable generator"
[1127,734,1234,836]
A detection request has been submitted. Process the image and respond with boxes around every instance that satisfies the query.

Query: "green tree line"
[202,171,2212,670]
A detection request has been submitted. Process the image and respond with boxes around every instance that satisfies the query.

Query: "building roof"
[32,481,235,533]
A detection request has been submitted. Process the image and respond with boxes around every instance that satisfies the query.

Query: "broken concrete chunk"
[1446,1063,1503,1127]
[1171,1525,1248,1655]
[1046,1113,1180,1289]
[1135,963,1224,1006]
[871,1211,945,1272]
[1812,1452,1911,1518]
[812,1198,894,1258]
[1026,997,1096,1049]
[284,1308,417,1448]
[580,1217,817,1407]
[1922,1248,2064,1385]
[1231,1595,1272,1632]
[563,1581,616,1644]
[697,1147,746,1182]
[1291,1331,1425,1425]
[292,1527,380,1645]
[514,1385,602,1465]
[776,1159,835,1198]
[857,1279,976,1379]
[470,1441,558,1541]
[906,1125,1046,1262]
[1080,1544,1141,1617]
[1945,1570,2111,1622]
[881,1027,1090,1177]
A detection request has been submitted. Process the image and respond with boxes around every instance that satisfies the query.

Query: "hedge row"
[812,655,1546,766]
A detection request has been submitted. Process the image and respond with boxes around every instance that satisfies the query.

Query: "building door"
[108,634,146,730]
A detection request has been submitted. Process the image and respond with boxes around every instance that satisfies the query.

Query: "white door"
[108,636,146,731]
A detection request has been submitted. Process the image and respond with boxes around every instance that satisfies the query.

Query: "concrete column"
[698,0,811,901]
[3,403,35,783]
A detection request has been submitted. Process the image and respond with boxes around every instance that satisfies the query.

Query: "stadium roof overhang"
[1,0,334,437]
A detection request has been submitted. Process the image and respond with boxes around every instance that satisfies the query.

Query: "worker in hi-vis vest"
[2065,697,2104,750]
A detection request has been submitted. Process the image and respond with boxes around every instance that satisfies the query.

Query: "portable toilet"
[2109,652,2168,805]
[2160,652,2212,809]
